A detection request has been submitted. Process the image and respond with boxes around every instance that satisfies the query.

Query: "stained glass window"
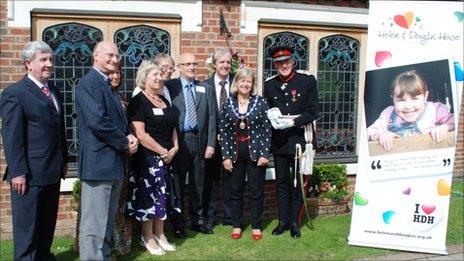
[43,22,103,169]
[114,25,171,100]
[262,31,309,80]
[317,34,359,160]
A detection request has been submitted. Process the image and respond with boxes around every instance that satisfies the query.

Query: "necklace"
[238,98,249,105]
[144,91,163,103]
[229,96,258,130]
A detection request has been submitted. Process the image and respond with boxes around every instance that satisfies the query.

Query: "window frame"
[31,9,182,178]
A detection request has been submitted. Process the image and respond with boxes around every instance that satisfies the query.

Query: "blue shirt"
[181,77,197,132]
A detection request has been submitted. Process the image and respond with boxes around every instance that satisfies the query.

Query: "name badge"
[152,108,164,115]
[196,86,206,93]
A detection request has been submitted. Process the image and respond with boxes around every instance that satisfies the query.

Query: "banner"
[348,1,463,254]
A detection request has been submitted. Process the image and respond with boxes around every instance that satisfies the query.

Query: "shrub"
[308,163,350,202]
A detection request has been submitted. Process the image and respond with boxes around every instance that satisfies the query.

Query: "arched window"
[43,22,103,169]
[317,34,359,158]
[114,25,171,99]
[262,31,309,80]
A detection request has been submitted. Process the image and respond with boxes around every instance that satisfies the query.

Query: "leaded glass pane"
[114,25,171,100]
[263,32,309,80]
[317,34,359,160]
[43,22,103,169]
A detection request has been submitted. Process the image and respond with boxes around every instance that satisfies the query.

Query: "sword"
[295,144,314,230]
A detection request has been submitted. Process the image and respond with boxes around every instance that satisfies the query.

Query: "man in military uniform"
[263,45,320,238]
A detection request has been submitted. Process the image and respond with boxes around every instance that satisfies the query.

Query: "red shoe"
[231,231,242,239]
[252,232,263,241]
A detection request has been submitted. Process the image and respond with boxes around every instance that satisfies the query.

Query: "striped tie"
[219,80,227,109]
[185,84,198,129]
[42,85,57,110]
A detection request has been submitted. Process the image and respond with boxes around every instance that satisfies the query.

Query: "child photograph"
[364,59,456,156]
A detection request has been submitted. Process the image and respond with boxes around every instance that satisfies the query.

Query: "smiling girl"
[367,70,454,151]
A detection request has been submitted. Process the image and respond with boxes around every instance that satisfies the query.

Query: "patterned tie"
[185,83,198,129]
[219,80,227,109]
[42,85,57,110]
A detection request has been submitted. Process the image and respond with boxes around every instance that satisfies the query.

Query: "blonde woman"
[132,53,175,103]
[219,68,271,240]
[125,60,180,255]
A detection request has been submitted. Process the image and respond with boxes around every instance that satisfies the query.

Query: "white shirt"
[214,74,230,110]
[27,74,59,111]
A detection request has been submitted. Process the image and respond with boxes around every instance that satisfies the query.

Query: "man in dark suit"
[0,41,68,260]
[201,48,234,230]
[165,52,216,236]
[264,45,320,238]
[76,42,138,260]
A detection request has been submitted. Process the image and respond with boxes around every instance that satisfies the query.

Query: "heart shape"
[437,179,451,196]
[354,192,368,206]
[454,11,464,22]
[403,187,411,195]
[382,210,395,224]
[454,62,463,81]
[375,51,391,67]
[404,12,414,27]
[421,204,436,215]
[394,12,414,29]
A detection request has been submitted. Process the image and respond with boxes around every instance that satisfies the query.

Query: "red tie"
[42,86,57,110]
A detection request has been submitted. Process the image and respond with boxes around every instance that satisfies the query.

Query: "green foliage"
[309,163,350,202]
[72,180,81,209]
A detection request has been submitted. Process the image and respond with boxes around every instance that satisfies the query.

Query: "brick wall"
[1,0,462,241]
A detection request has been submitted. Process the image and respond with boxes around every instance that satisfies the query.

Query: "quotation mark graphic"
[371,160,382,170]
[442,158,451,166]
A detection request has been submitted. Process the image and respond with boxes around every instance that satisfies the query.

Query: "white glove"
[275,118,294,129]
[267,107,282,129]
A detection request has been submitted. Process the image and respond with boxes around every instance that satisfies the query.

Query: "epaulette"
[265,74,278,82]
[296,70,312,76]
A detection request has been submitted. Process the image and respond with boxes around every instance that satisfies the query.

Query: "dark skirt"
[125,153,181,221]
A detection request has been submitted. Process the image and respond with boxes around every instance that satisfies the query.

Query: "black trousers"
[11,181,60,261]
[274,154,302,225]
[203,141,232,227]
[172,132,205,228]
[229,141,266,229]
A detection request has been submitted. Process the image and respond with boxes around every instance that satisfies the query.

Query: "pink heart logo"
[375,51,391,67]
[421,204,436,215]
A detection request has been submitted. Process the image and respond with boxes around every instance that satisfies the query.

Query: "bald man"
[165,53,217,236]
[76,42,138,260]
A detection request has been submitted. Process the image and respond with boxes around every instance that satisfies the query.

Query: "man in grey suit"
[76,41,138,260]
[165,52,216,236]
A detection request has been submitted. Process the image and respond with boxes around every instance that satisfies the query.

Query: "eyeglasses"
[162,64,176,73]
[178,62,198,67]
[98,52,121,61]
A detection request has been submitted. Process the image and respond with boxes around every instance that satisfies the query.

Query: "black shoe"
[290,223,301,238]
[206,223,215,231]
[272,223,289,235]
[174,229,187,238]
[191,224,214,234]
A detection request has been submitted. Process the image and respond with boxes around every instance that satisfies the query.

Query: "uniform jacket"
[165,78,217,156]
[263,71,320,155]
[219,95,271,162]
[0,76,68,186]
[76,68,129,181]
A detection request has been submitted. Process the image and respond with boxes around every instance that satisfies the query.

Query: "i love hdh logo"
[410,202,442,232]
